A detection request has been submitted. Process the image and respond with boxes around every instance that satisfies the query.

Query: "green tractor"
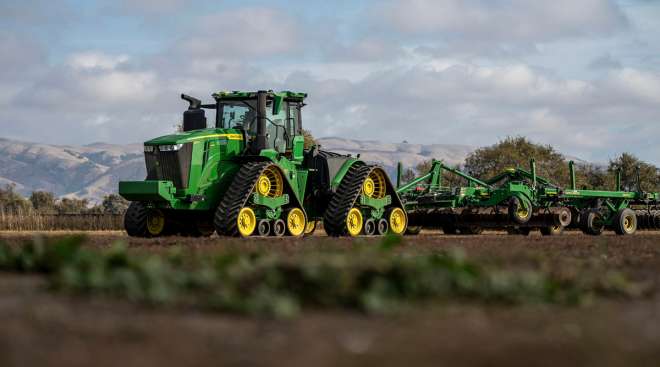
[119,90,407,238]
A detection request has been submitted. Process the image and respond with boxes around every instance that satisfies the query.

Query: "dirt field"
[1,231,659,367]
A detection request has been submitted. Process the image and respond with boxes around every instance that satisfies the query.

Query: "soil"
[0,230,659,367]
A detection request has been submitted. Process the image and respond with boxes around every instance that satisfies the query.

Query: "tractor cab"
[213,90,306,158]
[180,90,306,158]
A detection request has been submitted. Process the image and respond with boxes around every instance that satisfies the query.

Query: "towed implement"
[398,159,660,236]
[119,90,406,237]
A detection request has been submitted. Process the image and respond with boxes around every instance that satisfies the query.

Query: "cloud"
[288,58,660,163]
[589,53,623,70]
[1,1,660,167]
[112,0,189,15]
[178,7,300,59]
[68,52,130,71]
[373,0,628,53]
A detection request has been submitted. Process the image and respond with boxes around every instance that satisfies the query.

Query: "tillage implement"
[397,159,660,236]
[119,91,406,237]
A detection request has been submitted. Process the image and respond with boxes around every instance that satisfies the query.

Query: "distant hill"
[0,136,477,202]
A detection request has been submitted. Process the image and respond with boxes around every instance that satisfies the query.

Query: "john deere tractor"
[119,90,407,238]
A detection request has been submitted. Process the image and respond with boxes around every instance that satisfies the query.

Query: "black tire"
[405,226,422,236]
[507,227,531,236]
[540,225,564,236]
[124,202,169,237]
[556,207,572,228]
[459,226,483,235]
[363,219,376,236]
[376,218,389,235]
[124,202,149,237]
[257,219,271,236]
[272,219,286,237]
[580,209,604,236]
[613,208,637,235]
[653,211,660,230]
[509,196,532,225]
[442,226,459,235]
[569,207,581,228]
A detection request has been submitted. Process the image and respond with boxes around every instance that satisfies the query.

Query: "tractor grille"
[144,143,193,189]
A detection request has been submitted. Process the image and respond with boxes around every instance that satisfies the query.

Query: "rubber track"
[214,161,270,236]
[323,163,372,236]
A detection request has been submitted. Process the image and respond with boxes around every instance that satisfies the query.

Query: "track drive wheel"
[613,208,637,235]
[124,202,169,237]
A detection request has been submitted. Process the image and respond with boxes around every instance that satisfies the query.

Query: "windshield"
[217,100,257,130]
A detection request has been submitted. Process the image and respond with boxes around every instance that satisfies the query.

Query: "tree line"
[0,186,129,216]
[402,136,660,192]
[2,136,658,217]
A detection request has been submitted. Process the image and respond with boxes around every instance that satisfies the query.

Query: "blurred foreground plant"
[0,236,645,318]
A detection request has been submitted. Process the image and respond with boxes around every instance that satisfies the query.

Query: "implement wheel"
[613,208,637,235]
[507,227,531,236]
[442,226,459,235]
[509,197,532,225]
[405,226,422,236]
[304,221,317,236]
[540,225,564,236]
[580,209,604,236]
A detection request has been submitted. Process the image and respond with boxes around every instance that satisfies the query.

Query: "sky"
[1,0,659,164]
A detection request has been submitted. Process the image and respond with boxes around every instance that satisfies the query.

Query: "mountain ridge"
[1,136,587,203]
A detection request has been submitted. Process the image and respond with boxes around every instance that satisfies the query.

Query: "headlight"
[159,144,183,152]
[144,145,155,153]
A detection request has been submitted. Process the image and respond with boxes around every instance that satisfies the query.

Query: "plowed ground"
[1,230,659,367]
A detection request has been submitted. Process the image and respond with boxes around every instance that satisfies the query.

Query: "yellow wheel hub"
[237,207,256,237]
[624,216,634,231]
[305,221,317,235]
[346,208,363,237]
[363,169,387,199]
[363,178,375,197]
[256,166,284,198]
[516,205,529,219]
[146,209,165,235]
[389,207,407,235]
[286,208,306,237]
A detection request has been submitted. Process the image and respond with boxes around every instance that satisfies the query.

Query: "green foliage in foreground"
[0,236,644,317]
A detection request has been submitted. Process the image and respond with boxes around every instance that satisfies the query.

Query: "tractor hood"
[144,128,244,146]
